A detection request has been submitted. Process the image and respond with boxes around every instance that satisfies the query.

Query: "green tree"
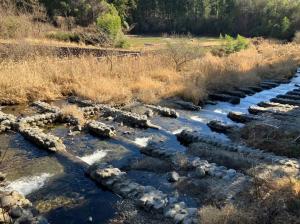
[96,3,122,39]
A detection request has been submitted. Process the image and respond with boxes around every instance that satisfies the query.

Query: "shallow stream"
[1,72,300,223]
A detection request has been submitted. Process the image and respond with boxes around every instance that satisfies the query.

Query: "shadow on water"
[1,69,300,223]
[0,131,119,224]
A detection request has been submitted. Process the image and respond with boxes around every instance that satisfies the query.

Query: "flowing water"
[1,72,300,223]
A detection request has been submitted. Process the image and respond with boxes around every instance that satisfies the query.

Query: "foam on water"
[190,116,208,123]
[6,173,52,196]
[79,150,108,165]
[133,137,151,147]
[172,128,189,135]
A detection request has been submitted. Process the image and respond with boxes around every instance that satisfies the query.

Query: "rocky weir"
[87,165,199,223]
[0,172,48,224]
[0,71,300,223]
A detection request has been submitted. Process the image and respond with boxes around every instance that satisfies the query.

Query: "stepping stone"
[227,112,258,123]
[207,120,236,133]
[209,94,240,104]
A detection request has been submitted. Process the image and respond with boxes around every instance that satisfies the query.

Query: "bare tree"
[165,38,204,72]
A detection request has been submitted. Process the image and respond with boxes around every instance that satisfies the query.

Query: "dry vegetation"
[0,2,299,106]
[0,41,299,105]
[199,177,300,224]
[60,105,86,126]
[0,1,51,40]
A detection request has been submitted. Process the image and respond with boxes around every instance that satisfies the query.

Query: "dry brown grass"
[199,205,253,224]
[199,177,300,224]
[0,1,52,40]
[60,105,86,126]
[0,41,299,105]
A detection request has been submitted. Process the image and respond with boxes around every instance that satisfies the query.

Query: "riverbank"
[0,40,299,106]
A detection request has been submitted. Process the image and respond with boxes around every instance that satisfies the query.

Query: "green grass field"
[126,35,222,50]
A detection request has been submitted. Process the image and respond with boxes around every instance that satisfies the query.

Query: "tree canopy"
[37,0,300,39]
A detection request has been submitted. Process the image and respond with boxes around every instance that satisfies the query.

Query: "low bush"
[213,34,250,56]
[114,34,130,48]
[46,31,80,43]
[96,4,122,41]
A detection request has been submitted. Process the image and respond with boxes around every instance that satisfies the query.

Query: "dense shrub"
[223,34,250,54]
[213,34,250,56]
[46,31,80,43]
[96,4,122,40]
[46,29,110,46]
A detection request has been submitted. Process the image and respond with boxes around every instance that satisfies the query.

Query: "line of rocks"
[259,81,278,89]
[208,78,293,104]
[18,113,60,127]
[141,143,243,181]
[0,173,48,224]
[18,124,66,152]
[171,100,201,111]
[257,101,297,108]
[86,121,116,138]
[80,106,99,118]
[287,90,300,96]
[176,130,299,169]
[99,105,160,129]
[145,105,179,118]
[277,93,300,101]
[248,105,296,115]
[87,164,198,224]
[271,97,300,106]
[31,101,117,138]
[68,97,160,129]
[209,93,240,105]
[207,120,237,134]
[234,87,256,95]
[227,112,260,123]
[219,90,247,98]
[32,101,82,126]
[0,111,66,153]
[0,112,15,132]
[32,101,60,113]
